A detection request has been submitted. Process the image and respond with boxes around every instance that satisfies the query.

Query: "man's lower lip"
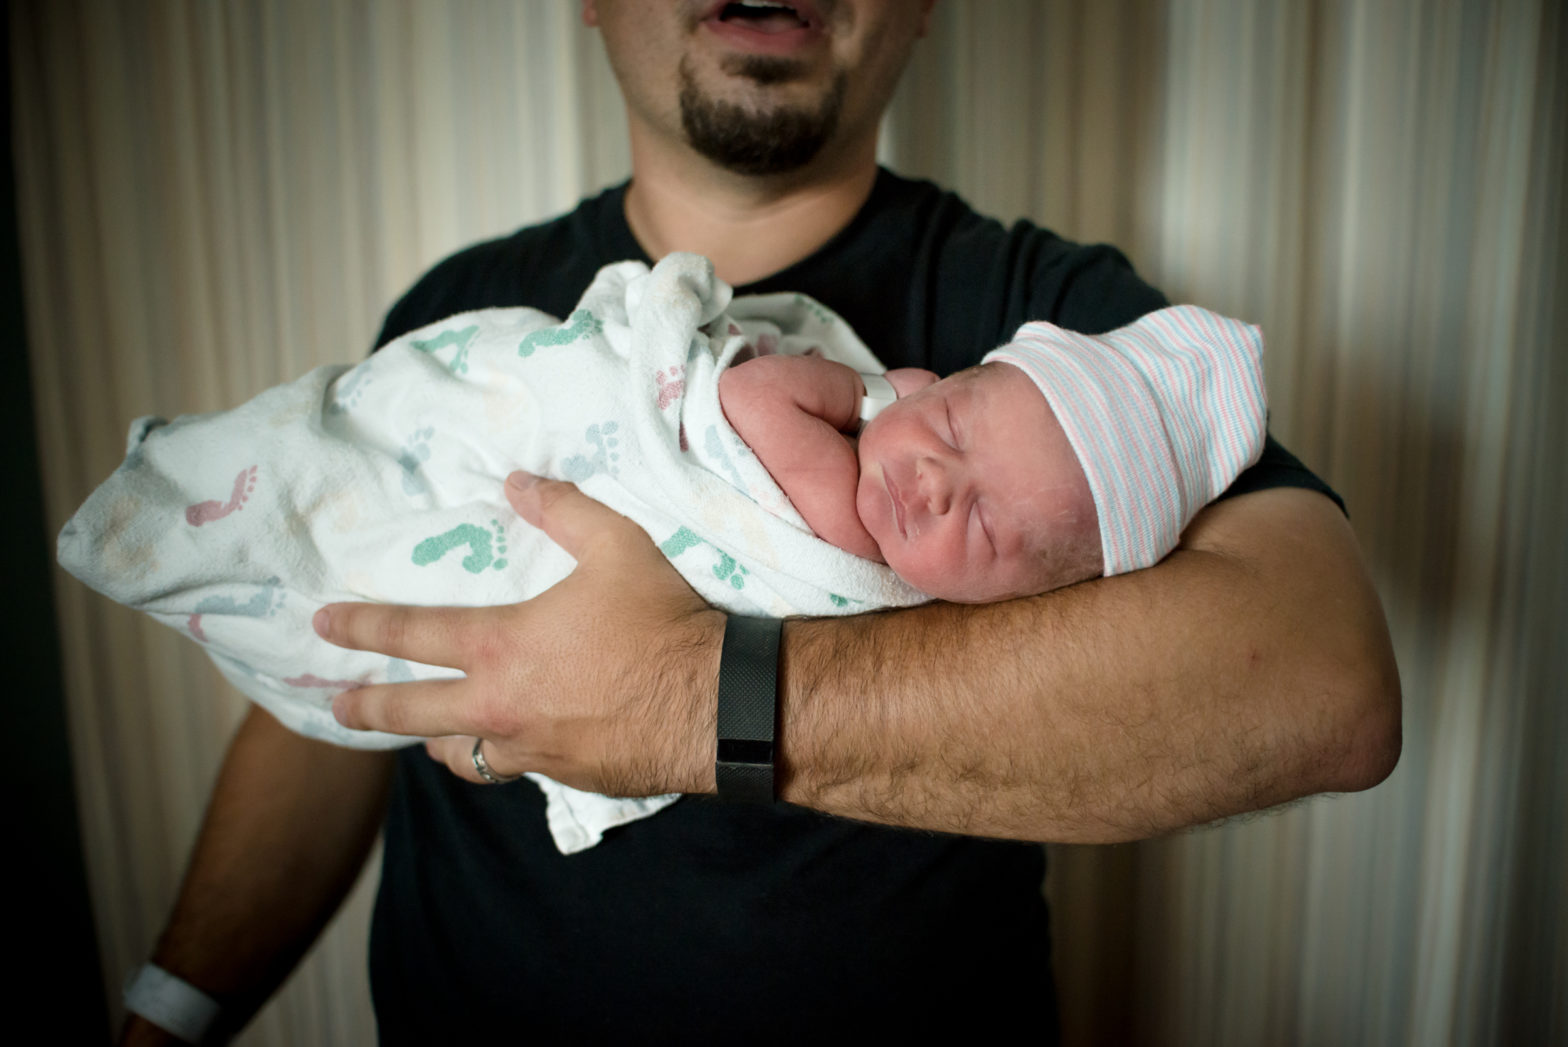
[701,17,821,54]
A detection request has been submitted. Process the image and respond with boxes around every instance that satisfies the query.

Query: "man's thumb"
[504,471,626,558]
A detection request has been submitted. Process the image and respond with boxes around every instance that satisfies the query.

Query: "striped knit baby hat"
[981,305,1267,576]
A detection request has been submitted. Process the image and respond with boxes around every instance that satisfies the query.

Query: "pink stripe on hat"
[982,305,1266,576]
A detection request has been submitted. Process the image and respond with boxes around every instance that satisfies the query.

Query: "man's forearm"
[123,706,393,1042]
[773,487,1402,843]
[315,478,1398,843]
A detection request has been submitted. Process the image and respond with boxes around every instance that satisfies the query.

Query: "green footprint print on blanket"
[659,526,750,590]
[186,576,284,642]
[397,428,435,496]
[411,520,510,574]
[411,324,478,374]
[793,293,838,328]
[660,528,856,607]
[329,361,374,414]
[518,309,602,357]
[561,421,620,482]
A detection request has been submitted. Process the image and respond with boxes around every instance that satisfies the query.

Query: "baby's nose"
[915,457,953,515]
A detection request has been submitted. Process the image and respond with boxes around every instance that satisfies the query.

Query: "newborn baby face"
[856,362,1101,603]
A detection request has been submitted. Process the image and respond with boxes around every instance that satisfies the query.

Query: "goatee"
[678,55,846,176]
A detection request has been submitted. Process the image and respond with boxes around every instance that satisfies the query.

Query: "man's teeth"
[722,2,804,21]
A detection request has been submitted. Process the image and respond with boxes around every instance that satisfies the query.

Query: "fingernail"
[313,607,331,635]
[507,471,540,491]
[331,693,351,725]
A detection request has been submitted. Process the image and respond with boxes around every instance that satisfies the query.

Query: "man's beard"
[678,55,846,176]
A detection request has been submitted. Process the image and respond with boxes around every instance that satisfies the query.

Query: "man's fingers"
[314,601,483,666]
[505,471,639,560]
[884,367,939,398]
[332,676,472,738]
[424,735,509,785]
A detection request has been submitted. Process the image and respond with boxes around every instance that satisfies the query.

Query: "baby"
[56,252,1263,852]
[724,357,1098,604]
[721,306,1265,603]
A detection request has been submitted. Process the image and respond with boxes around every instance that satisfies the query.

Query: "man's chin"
[678,55,844,176]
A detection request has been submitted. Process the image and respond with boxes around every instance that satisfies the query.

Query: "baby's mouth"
[885,474,910,538]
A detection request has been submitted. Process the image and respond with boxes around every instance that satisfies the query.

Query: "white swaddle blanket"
[58,253,928,854]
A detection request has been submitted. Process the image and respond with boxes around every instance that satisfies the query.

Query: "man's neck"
[622,135,880,287]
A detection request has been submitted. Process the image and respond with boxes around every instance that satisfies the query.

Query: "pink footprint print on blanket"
[655,365,685,410]
[186,466,258,526]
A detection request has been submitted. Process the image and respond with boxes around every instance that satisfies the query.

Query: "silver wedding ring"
[471,737,521,785]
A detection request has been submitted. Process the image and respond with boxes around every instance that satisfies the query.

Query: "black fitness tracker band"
[715,615,782,803]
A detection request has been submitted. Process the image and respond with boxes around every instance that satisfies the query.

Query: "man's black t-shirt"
[367,169,1337,1043]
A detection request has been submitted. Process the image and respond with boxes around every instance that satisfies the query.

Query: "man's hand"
[316,472,725,797]
[319,474,1397,843]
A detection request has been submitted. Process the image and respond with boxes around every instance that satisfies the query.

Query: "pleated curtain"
[13,2,1564,1043]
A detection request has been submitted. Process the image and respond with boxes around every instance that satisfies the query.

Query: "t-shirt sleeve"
[1220,433,1346,514]
[1023,240,1169,336]
[372,247,494,350]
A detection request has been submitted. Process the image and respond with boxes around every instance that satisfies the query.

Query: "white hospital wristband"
[857,372,897,430]
[123,964,224,1044]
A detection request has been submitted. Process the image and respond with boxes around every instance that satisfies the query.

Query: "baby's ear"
[883,368,939,398]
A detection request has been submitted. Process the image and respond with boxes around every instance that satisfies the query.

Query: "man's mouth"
[704,1,815,34]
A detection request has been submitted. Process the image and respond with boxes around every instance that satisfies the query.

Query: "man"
[123,1,1400,1042]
